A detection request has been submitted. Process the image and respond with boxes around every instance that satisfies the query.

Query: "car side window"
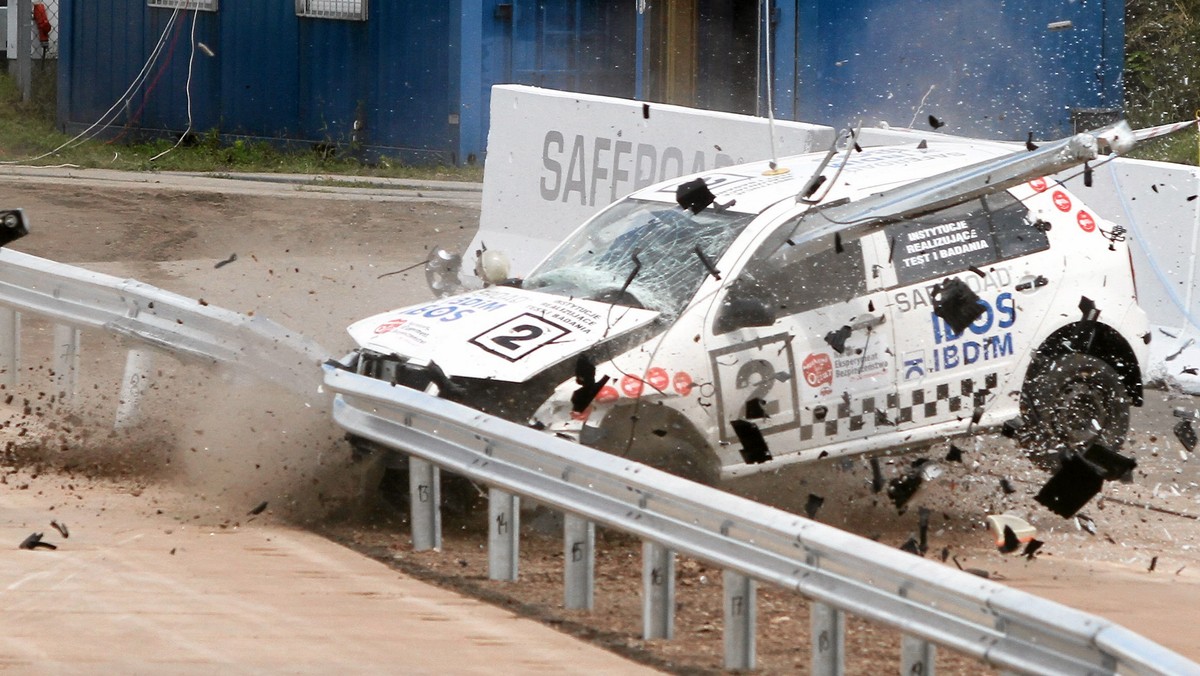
[885,191,1048,286]
[749,236,867,316]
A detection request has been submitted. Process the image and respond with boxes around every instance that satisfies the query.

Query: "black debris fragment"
[247,501,269,516]
[1023,539,1044,560]
[918,507,930,555]
[744,397,768,419]
[1149,555,1158,572]
[1175,419,1197,453]
[1079,296,1101,322]
[1082,442,1137,480]
[1083,162,1093,188]
[651,429,668,437]
[824,325,852,354]
[916,139,928,150]
[19,532,56,550]
[50,520,68,539]
[1035,453,1105,518]
[940,547,950,562]
[1000,478,1017,495]
[642,103,650,119]
[1183,366,1199,376]
[1001,416,1024,438]
[834,232,844,254]
[928,115,944,130]
[999,525,1021,554]
[931,278,986,334]
[214,253,238,269]
[887,468,923,511]
[1189,195,1198,202]
[676,178,717,214]
[875,410,894,427]
[731,420,772,464]
[953,556,991,579]
[804,493,825,519]
[1025,132,1038,151]
[968,265,985,277]
[945,444,964,463]
[1151,184,1159,193]
[869,457,884,494]
[571,355,609,413]
[801,174,827,200]
[899,536,921,555]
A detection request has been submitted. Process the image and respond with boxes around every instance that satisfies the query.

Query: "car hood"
[347,286,661,383]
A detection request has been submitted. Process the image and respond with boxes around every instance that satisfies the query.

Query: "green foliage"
[1124,0,1200,164]
[0,70,481,181]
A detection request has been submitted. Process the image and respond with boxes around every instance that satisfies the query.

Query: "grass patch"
[0,70,482,183]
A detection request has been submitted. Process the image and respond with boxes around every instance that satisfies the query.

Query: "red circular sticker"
[620,374,644,398]
[1051,190,1072,212]
[1029,177,1048,192]
[595,386,619,404]
[673,371,693,396]
[646,367,669,391]
[1077,210,1096,233]
[373,318,407,334]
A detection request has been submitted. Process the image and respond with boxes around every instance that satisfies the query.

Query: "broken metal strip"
[325,366,1197,675]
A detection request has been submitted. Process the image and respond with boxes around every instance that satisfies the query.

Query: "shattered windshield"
[524,199,756,319]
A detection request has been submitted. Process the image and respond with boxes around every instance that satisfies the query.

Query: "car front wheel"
[1019,352,1131,464]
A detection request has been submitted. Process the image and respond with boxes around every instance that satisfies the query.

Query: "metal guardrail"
[324,364,1200,676]
[0,248,327,405]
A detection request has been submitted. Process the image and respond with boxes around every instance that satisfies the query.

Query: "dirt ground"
[2,174,1199,674]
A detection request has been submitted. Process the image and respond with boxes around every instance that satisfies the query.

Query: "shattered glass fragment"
[931,278,986,334]
[1076,514,1097,534]
[1036,453,1104,518]
[731,419,772,464]
[825,325,852,354]
[804,493,825,519]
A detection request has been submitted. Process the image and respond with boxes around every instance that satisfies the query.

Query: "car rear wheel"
[1019,353,1131,468]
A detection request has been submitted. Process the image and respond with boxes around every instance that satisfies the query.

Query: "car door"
[705,220,896,466]
[882,189,1055,432]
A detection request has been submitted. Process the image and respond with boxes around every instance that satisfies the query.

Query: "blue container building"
[55,1,1124,166]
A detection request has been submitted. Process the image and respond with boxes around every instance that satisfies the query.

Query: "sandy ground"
[0,171,1198,673]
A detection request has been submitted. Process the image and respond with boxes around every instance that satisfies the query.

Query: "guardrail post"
[113,348,153,430]
[53,324,80,403]
[642,541,675,640]
[901,635,936,675]
[0,309,19,387]
[723,570,756,670]
[408,458,442,551]
[563,514,594,610]
[811,601,845,676]
[488,487,519,581]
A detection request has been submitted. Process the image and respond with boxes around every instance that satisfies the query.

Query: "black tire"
[1019,353,1131,467]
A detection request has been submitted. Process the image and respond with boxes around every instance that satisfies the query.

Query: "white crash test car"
[342,126,1155,485]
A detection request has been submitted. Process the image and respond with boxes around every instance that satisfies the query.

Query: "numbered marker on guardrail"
[811,602,845,676]
[563,514,594,610]
[53,324,80,403]
[113,348,154,430]
[0,309,19,388]
[902,634,936,676]
[488,487,519,581]
[642,541,675,640]
[724,570,757,670]
[409,458,442,551]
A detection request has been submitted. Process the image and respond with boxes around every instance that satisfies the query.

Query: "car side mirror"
[714,279,777,334]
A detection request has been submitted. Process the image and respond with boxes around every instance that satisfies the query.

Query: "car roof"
[630,140,1016,216]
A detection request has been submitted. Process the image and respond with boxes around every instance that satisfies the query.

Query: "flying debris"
[1175,419,1198,453]
[676,178,717,214]
[18,532,56,550]
[804,493,825,519]
[945,444,964,462]
[1036,453,1105,518]
[50,520,68,538]
[214,253,238,269]
[1022,539,1044,560]
[931,278,986,334]
[1025,132,1038,151]
[986,514,1037,553]
[247,501,269,516]
[870,457,884,494]
[731,419,772,464]
[928,115,945,130]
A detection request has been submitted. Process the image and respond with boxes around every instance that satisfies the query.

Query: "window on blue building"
[147,0,217,10]
[296,0,367,21]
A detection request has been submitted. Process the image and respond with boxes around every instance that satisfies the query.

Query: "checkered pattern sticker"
[798,373,998,442]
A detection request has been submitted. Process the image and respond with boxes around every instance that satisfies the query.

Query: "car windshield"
[524,199,756,319]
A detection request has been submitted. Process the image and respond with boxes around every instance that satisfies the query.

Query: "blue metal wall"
[56,1,1124,166]
[58,0,455,163]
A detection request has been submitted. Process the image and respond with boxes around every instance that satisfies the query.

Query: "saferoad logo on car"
[802,353,834,395]
[373,318,407,334]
